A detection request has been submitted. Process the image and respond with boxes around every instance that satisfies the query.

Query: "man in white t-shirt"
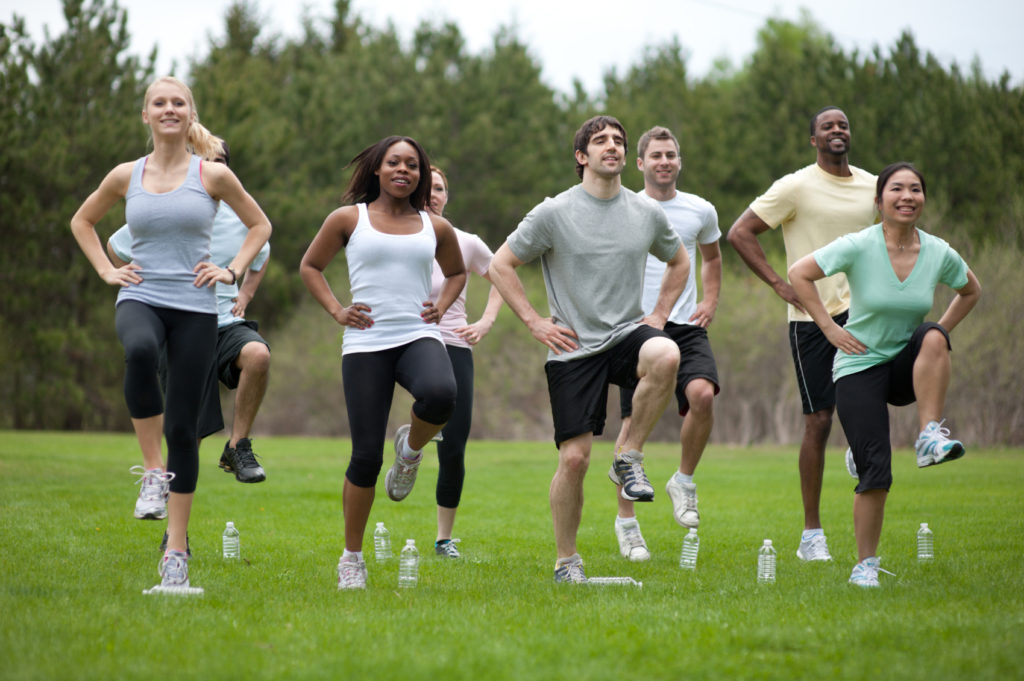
[727,106,876,562]
[610,126,722,562]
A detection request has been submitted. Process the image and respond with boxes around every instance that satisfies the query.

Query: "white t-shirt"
[640,191,720,325]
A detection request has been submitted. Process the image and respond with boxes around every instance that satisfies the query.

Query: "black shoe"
[219,438,266,483]
[159,531,192,557]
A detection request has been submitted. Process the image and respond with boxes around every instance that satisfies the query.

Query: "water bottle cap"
[376,522,384,528]
[763,539,772,546]
[687,528,698,536]
[405,539,415,546]
[920,522,929,529]
[226,521,235,528]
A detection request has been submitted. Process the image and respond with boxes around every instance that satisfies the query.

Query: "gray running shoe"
[553,554,587,583]
[384,425,422,501]
[607,450,654,502]
[435,539,461,558]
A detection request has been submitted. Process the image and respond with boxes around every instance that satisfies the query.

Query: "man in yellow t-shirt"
[727,106,876,562]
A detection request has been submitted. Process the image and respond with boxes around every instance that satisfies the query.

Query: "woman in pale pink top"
[426,166,504,558]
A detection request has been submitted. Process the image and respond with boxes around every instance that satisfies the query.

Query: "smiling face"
[427,170,448,216]
[374,141,421,200]
[576,124,626,180]
[141,79,193,138]
[810,108,850,158]
[878,168,926,226]
[638,137,681,192]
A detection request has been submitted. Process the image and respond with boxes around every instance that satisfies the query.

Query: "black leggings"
[342,338,456,487]
[115,301,217,494]
[836,322,950,494]
[437,346,473,508]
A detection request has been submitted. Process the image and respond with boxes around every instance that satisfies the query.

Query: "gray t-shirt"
[507,184,681,362]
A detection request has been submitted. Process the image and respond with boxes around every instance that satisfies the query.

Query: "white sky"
[5,0,1022,93]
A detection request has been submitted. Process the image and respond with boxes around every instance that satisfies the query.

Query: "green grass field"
[1,431,1021,680]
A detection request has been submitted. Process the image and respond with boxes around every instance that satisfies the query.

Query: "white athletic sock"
[342,549,363,562]
[802,528,824,541]
[674,471,694,485]
[615,516,637,526]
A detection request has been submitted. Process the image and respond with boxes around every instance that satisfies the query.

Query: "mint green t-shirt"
[813,224,969,381]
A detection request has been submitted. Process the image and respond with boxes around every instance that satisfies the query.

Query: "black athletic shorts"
[619,322,720,418]
[545,325,670,448]
[196,320,269,439]
[789,311,848,414]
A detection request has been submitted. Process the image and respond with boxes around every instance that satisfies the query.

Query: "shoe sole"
[796,549,833,561]
[384,464,419,501]
[919,442,965,467]
[135,507,167,520]
[219,459,266,483]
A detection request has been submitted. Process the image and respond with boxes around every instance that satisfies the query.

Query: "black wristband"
[227,266,237,284]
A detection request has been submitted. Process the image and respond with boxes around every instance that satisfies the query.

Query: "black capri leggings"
[115,301,217,494]
[836,322,951,494]
[437,345,473,509]
[342,338,457,487]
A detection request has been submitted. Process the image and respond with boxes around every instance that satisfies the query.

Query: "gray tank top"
[117,155,218,313]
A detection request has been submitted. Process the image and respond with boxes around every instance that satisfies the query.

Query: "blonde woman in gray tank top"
[300,135,466,590]
[70,76,271,594]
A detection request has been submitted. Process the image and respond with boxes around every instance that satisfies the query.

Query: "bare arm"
[198,161,272,288]
[454,279,504,345]
[643,244,689,329]
[489,242,578,354]
[70,163,142,287]
[689,240,722,328]
[427,215,468,323]
[788,254,866,355]
[233,255,269,318]
[727,208,806,314]
[937,270,981,333]
[299,206,373,329]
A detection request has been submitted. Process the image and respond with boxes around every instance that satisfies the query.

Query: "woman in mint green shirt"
[789,162,981,587]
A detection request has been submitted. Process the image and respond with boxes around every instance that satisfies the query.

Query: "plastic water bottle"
[679,528,699,570]
[917,522,934,562]
[373,522,392,561]
[222,521,240,559]
[398,539,419,588]
[757,539,776,583]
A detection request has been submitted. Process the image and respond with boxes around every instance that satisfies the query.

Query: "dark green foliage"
[2,0,1021,438]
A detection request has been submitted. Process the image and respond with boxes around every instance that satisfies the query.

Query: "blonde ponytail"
[187,119,222,161]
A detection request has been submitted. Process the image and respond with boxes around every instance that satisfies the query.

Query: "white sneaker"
[131,466,175,520]
[337,555,368,590]
[915,420,965,467]
[553,554,588,583]
[614,518,651,562]
[845,447,859,480]
[384,424,422,501]
[796,532,833,561]
[848,556,895,587]
[143,549,203,596]
[665,476,699,528]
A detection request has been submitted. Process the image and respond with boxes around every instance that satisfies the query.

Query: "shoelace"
[234,447,262,469]
[131,466,176,498]
[337,559,365,586]
[161,552,188,585]
[564,563,586,582]
[804,535,830,559]
[621,524,645,550]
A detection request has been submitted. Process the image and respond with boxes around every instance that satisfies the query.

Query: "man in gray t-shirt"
[490,115,689,583]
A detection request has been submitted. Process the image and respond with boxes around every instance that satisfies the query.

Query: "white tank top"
[342,203,442,355]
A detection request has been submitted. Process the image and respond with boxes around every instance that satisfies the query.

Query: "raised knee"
[643,338,680,377]
[687,381,716,414]
[238,342,271,373]
[921,329,950,354]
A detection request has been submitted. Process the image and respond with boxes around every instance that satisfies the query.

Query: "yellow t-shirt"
[750,163,877,322]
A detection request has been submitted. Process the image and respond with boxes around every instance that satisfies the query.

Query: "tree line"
[2,0,1022,442]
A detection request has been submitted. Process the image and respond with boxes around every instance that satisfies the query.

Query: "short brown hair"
[637,125,679,160]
